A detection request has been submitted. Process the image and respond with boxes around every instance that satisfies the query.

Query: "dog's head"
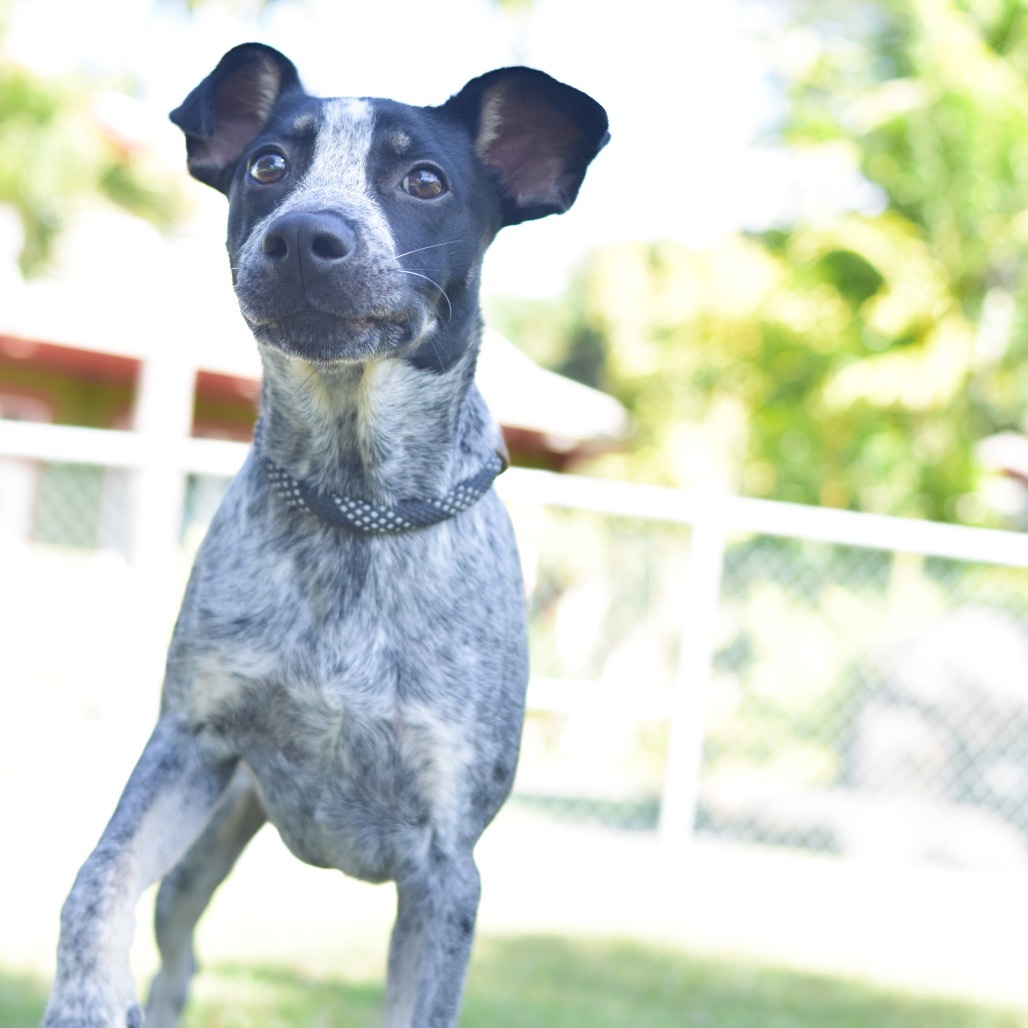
[170,43,608,369]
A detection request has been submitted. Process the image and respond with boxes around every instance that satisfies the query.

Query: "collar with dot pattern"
[254,421,506,534]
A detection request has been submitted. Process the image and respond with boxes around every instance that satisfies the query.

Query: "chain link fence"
[504,488,1028,871]
[703,539,1028,868]
[7,446,1028,871]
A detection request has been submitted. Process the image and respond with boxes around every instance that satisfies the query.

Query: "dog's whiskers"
[289,367,321,406]
[408,313,446,371]
[396,270,453,322]
[391,240,458,261]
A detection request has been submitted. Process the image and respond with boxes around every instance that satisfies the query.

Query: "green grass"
[8,935,1027,1027]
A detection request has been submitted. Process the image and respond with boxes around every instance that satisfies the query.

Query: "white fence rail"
[9,418,1028,565]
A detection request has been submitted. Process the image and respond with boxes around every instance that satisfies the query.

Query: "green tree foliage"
[0,66,182,274]
[0,14,181,272]
[500,0,1028,524]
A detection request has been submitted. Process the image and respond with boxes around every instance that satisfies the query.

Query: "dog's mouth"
[244,308,424,364]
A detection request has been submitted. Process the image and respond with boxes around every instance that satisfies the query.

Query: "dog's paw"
[41,996,144,1028]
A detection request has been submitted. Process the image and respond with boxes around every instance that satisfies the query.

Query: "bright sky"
[8,0,785,297]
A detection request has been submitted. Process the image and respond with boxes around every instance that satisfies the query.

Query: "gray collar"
[254,420,505,534]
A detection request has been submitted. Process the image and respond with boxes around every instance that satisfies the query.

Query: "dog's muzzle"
[235,210,424,363]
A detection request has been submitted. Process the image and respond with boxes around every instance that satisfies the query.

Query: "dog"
[41,43,607,1028]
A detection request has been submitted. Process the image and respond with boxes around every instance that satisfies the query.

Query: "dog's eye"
[249,150,289,185]
[402,166,447,200]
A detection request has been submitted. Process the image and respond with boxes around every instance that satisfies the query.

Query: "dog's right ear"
[170,43,304,193]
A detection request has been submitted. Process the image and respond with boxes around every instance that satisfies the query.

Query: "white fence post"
[130,352,197,570]
[659,491,729,848]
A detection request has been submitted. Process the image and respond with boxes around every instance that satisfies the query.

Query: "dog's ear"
[443,67,609,226]
[170,43,304,193]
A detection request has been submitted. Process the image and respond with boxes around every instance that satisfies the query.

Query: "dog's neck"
[257,336,498,506]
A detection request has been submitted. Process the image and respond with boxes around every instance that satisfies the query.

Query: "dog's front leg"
[42,715,235,1028]
[385,846,482,1028]
[146,767,266,1028]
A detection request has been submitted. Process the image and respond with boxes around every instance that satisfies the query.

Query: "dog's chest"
[170,508,525,877]
[192,621,482,876]
[242,685,476,879]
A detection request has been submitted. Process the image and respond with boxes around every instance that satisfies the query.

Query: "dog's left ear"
[170,43,305,193]
[443,68,609,226]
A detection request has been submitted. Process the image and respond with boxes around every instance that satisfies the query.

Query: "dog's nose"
[261,211,357,267]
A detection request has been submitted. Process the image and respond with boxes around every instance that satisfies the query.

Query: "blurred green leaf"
[0,49,180,274]
[497,0,1028,525]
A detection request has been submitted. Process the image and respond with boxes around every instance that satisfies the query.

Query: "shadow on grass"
[5,935,1026,1028]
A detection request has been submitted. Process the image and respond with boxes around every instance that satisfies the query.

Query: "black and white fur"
[42,43,607,1028]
